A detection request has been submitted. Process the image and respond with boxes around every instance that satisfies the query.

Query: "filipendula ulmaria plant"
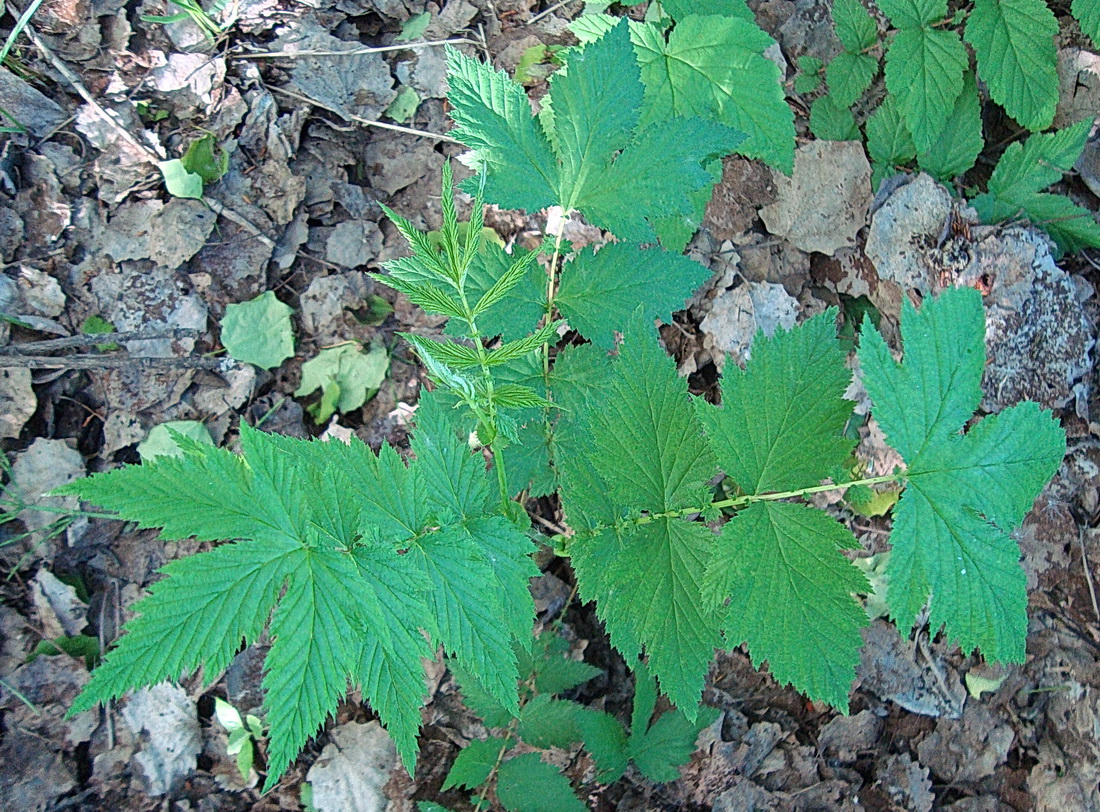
[63,19,1064,793]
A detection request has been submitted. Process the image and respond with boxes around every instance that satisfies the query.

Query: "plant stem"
[542,218,567,384]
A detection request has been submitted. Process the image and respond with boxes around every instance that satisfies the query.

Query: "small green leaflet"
[809,94,860,141]
[859,287,1065,662]
[825,50,878,107]
[181,133,229,184]
[916,69,983,181]
[879,0,967,152]
[559,310,720,714]
[446,21,740,243]
[832,0,878,52]
[865,94,916,189]
[137,421,213,462]
[158,159,204,200]
[965,0,1058,132]
[1074,0,1100,46]
[662,0,754,21]
[220,291,295,370]
[971,119,1100,256]
[794,55,823,94]
[496,754,586,812]
[442,736,506,790]
[556,243,711,349]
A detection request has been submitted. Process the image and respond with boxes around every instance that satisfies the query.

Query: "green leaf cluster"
[444,638,715,810]
[808,0,1099,254]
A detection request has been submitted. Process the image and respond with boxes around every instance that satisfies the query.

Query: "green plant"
[441,630,715,810]
[214,697,265,780]
[141,0,233,42]
[61,16,1065,798]
[795,0,1100,252]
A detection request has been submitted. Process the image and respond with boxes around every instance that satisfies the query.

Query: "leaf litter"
[0,0,1099,809]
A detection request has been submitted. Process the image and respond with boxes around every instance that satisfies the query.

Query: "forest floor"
[2,0,1100,810]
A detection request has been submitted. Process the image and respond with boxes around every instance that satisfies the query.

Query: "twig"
[0,328,201,354]
[268,85,458,142]
[528,0,577,25]
[1079,527,1100,623]
[0,355,225,370]
[232,37,476,59]
[204,198,276,248]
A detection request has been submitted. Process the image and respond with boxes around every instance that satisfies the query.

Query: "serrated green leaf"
[374,274,466,321]
[496,754,586,812]
[445,48,558,212]
[442,736,507,790]
[549,20,643,210]
[402,334,484,370]
[518,695,585,748]
[473,250,541,319]
[695,310,855,494]
[809,94,860,141]
[826,50,878,107]
[794,55,823,94]
[568,12,618,43]
[633,15,794,172]
[965,0,1058,132]
[412,391,492,521]
[64,426,448,789]
[704,502,869,709]
[833,0,878,51]
[1074,0,1100,45]
[877,0,947,28]
[556,243,711,349]
[451,243,545,342]
[559,311,719,713]
[1009,192,1100,256]
[916,69,982,181]
[859,287,1065,661]
[971,119,1099,255]
[883,22,967,152]
[577,709,629,781]
[486,321,564,366]
[866,93,916,189]
[221,291,295,370]
[630,705,719,783]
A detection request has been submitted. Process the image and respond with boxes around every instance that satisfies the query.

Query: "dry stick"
[0,355,225,370]
[1079,527,1100,623]
[267,85,458,143]
[233,37,476,59]
[0,328,202,354]
[527,0,577,25]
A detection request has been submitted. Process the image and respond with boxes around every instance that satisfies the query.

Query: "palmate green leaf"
[63,427,443,790]
[573,117,742,243]
[1009,192,1100,256]
[695,310,855,494]
[865,93,916,188]
[879,0,967,152]
[448,21,738,244]
[833,0,878,52]
[860,287,1065,661]
[916,69,983,181]
[633,14,794,172]
[825,50,878,107]
[704,502,869,709]
[1074,0,1100,45]
[556,243,711,349]
[559,311,720,713]
[965,0,1058,132]
[64,411,536,789]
